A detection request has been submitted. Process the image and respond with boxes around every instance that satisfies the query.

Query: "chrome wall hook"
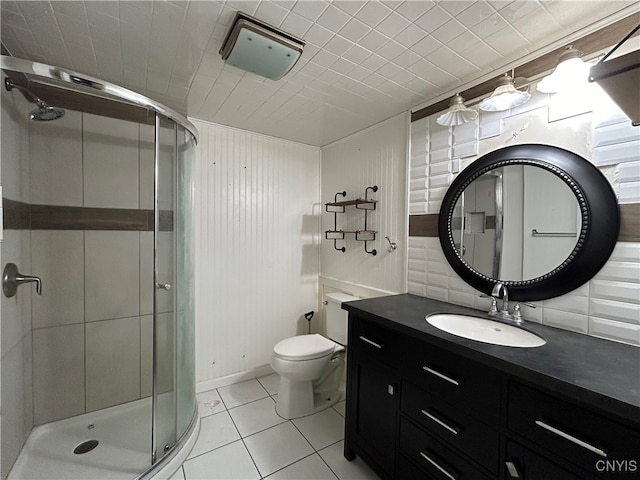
[385,236,397,252]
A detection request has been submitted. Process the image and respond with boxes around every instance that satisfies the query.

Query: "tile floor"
[171,374,379,480]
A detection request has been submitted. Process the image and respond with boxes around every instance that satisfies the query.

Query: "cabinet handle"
[421,409,460,435]
[535,420,608,458]
[419,451,458,480]
[423,366,460,386]
[359,335,382,349]
[505,461,520,478]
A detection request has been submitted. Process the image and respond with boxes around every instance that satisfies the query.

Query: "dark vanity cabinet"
[344,311,640,480]
[345,316,401,478]
[505,382,640,480]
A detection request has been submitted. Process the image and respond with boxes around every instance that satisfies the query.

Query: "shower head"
[4,77,65,121]
[30,101,65,121]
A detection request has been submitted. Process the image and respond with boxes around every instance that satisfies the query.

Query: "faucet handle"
[479,294,498,314]
[513,302,536,322]
[514,302,536,310]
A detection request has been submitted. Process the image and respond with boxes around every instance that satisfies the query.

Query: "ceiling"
[0,1,636,146]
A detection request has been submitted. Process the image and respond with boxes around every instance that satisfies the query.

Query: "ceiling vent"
[219,12,305,81]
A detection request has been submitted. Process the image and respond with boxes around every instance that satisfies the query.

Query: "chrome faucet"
[483,282,536,325]
[491,282,509,315]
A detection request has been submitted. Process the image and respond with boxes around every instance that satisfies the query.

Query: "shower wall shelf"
[325,186,378,255]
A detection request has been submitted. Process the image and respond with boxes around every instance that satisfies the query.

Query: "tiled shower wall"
[409,83,640,346]
[1,82,33,479]
[28,112,162,425]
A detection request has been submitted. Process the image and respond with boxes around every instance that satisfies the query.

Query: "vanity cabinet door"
[347,353,399,479]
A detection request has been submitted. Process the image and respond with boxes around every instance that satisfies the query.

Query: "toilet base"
[275,377,342,419]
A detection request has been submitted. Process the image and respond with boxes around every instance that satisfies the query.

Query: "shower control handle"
[156,282,172,291]
[3,263,42,297]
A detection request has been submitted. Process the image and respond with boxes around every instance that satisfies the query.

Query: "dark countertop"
[343,293,640,427]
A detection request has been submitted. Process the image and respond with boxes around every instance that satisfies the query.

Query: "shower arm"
[4,77,45,106]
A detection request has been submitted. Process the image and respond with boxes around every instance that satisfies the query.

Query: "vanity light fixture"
[220,12,305,81]
[537,46,590,93]
[479,73,531,112]
[436,94,478,126]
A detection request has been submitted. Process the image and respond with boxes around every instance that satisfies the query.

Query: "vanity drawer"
[350,317,402,367]
[508,382,640,478]
[403,342,502,424]
[398,453,431,480]
[401,380,500,474]
[399,417,493,480]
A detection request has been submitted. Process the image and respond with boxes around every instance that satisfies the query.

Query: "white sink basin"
[426,314,546,348]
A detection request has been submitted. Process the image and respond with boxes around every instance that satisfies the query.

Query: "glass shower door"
[175,125,196,439]
[153,115,177,462]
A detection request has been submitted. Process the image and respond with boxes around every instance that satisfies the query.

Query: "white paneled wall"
[321,113,408,294]
[409,83,640,346]
[192,120,321,388]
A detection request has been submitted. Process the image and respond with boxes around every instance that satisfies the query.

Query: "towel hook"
[385,236,397,252]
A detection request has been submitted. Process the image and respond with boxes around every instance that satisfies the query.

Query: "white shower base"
[8,396,197,480]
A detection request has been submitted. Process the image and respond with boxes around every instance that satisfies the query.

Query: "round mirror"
[439,144,619,301]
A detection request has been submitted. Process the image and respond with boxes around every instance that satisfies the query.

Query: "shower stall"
[0,56,199,479]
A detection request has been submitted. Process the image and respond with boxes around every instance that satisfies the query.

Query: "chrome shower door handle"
[3,263,42,297]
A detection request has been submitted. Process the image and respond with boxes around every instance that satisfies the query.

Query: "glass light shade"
[220,13,304,80]
[537,54,590,93]
[479,76,530,112]
[436,94,478,126]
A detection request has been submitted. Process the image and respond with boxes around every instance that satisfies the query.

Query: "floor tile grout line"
[258,451,322,480]
[214,387,230,410]
[223,403,262,478]
[309,438,344,480]
[226,393,273,412]
[183,434,240,462]
[288,416,322,452]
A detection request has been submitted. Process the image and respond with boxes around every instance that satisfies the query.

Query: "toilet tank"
[325,292,359,346]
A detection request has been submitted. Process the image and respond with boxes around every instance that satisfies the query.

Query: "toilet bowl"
[271,334,345,419]
[270,292,357,419]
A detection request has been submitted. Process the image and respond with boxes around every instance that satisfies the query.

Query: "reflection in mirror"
[454,165,580,282]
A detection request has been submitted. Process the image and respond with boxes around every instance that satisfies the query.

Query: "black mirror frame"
[438,144,620,301]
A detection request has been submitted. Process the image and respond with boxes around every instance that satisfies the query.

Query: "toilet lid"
[274,334,337,361]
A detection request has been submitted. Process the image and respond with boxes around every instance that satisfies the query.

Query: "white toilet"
[270,292,358,419]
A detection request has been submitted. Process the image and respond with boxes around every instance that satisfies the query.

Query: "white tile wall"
[408,83,640,346]
[1,87,33,479]
[29,110,83,206]
[24,112,164,425]
[82,114,140,208]
[32,324,85,424]
[0,334,33,480]
[31,230,85,329]
[85,231,140,322]
[86,317,140,412]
